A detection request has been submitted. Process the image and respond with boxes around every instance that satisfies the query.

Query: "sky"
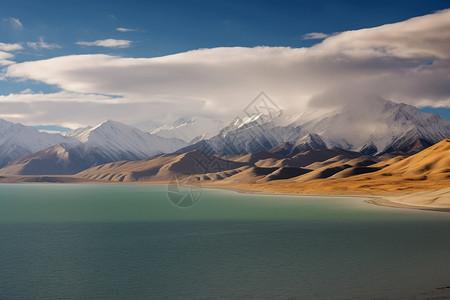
[0,0,449,129]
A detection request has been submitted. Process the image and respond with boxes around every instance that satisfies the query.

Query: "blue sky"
[2,0,449,59]
[0,0,449,128]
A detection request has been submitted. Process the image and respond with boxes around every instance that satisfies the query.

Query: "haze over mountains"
[0,96,449,176]
[150,116,226,143]
[183,96,450,155]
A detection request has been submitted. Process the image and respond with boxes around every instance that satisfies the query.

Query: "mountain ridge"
[176,96,450,155]
[0,96,449,175]
[0,120,187,175]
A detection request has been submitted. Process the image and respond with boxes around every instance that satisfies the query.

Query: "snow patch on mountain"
[182,96,450,155]
[151,116,226,143]
[68,120,187,161]
[298,96,450,153]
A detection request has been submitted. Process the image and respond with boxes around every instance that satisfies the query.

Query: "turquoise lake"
[0,184,450,299]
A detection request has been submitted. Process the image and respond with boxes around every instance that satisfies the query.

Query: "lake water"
[0,184,450,299]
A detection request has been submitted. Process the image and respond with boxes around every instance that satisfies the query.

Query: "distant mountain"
[151,116,226,143]
[180,96,450,155]
[297,96,450,154]
[0,143,90,175]
[1,96,449,176]
[0,118,67,168]
[69,120,186,161]
[269,134,327,156]
[0,120,187,175]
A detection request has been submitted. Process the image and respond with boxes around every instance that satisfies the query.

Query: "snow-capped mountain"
[0,120,188,175]
[0,118,67,167]
[180,96,450,155]
[69,120,186,161]
[151,116,226,143]
[62,126,93,138]
[0,96,449,175]
[132,120,161,132]
[297,96,450,154]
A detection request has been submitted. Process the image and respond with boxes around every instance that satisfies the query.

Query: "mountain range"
[0,120,186,174]
[181,96,450,155]
[0,96,449,176]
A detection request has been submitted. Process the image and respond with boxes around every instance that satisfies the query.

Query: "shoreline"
[1,175,449,213]
[207,185,450,213]
[365,196,450,213]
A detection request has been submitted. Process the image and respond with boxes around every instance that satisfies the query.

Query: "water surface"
[0,184,449,299]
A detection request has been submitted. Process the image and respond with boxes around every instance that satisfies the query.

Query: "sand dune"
[295,165,352,182]
[330,166,381,179]
[260,167,312,182]
[380,139,450,178]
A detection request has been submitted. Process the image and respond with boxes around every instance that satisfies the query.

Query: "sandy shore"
[365,188,450,212]
[225,185,450,213]
[365,197,450,213]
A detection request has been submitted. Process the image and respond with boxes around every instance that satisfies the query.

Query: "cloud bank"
[3,9,450,127]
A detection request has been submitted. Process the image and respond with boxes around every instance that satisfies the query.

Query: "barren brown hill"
[379,139,450,179]
[230,151,285,168]
[77,146,373,185]
[225,139,450,200]
[0,144,90,175]
[276,148,362,168]
[78,150,247,182]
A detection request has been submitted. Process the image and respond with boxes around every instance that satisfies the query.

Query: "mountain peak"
[184,95,450,155]
[96,119,126,129]
[152,116,226,143]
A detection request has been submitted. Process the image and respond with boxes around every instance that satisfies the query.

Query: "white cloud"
[0,43,22,66]
[312,9,450,59]
[0,113,27,120]
[19,88,33,94]
[27,37,61,50]
[3,9,450,126]
[116,28,138,32]
[0,51,15,66]
[3,17,23,30]
[0,91,119,104]
[76,39,132,48]
[0,91,191,128]
[302,32,329,40]
[0,42,23,51]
